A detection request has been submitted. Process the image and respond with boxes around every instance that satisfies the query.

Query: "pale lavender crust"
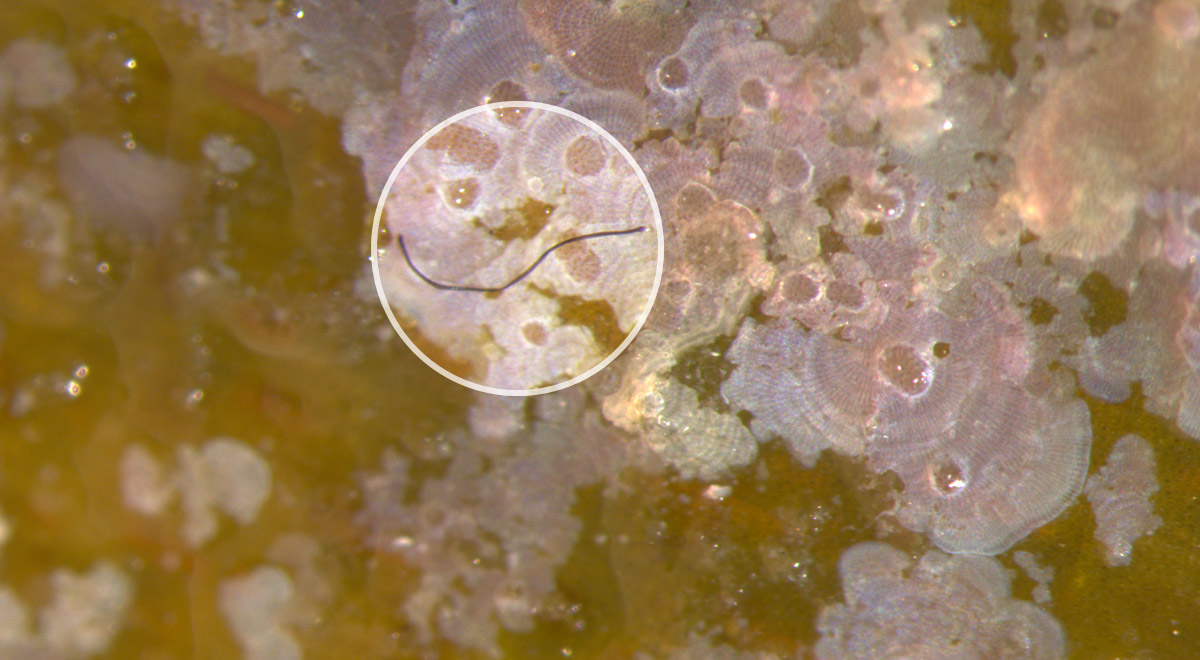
[817,541,1065,660]
[1085,434,1163,567]
[147,0,1200,652]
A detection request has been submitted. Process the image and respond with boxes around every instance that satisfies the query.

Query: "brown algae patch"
[487,196,557,241]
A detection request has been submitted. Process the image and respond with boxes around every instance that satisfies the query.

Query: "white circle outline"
[370,101,664,397]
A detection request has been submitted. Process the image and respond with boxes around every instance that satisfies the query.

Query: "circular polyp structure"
[371,102,664,396]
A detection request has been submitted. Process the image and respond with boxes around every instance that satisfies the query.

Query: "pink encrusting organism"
[724,279,1091,554]
[817,542,1065,658]
[1001,0,1200,261]
[162,0,1200,652]
[1085,434,1163,567]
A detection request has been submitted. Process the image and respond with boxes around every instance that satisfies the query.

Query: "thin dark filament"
[396,226,648,293]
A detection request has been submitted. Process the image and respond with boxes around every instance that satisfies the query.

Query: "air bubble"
[878,345,930,396]
[928,457,968,496]
[444,178,480,210]
[858,187,905,221]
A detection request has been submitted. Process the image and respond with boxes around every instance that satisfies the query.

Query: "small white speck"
[704,484,732,501]
[202,135,256,175]
[391,536,414,549]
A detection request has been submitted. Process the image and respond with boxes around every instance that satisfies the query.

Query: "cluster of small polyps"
[342,0,1111,539]
[816,542,1065,659]
[597,159,771,477]
[1084,435,1163,567]
[374,103,657,390]
[593,4,1018,486]
[723,279,1091,554]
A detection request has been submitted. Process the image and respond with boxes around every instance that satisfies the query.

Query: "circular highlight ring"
[370,101,664,396]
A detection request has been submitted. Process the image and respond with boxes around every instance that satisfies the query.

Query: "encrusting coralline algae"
[816,541,1065,659]
[59,0,1200,654]
[1085,434,1163,567]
